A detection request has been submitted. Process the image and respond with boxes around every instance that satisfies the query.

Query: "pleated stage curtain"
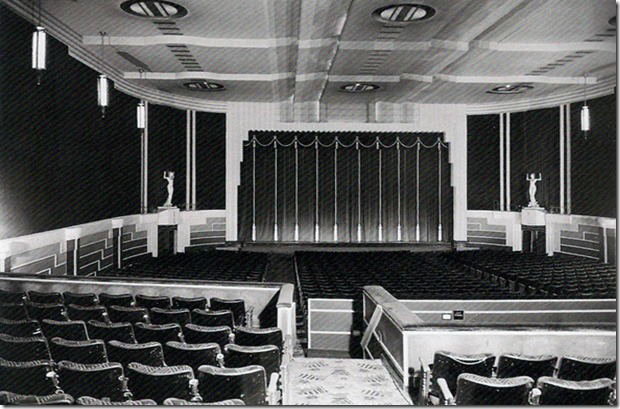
[238,131,452,243]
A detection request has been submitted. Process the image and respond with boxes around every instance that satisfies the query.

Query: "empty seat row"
[0,297,249,327]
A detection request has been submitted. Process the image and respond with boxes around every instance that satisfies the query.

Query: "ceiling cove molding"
[435,74,598,85]
[83,35,297,49]
[1,0,226,113]
[472,40,616,53]
[466,77,616,115]
[125,71,295,81]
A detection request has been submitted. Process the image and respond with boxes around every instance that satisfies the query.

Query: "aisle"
[284,357,412,405]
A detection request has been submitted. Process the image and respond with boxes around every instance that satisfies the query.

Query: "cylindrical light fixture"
[580,74,590,133]
[136,101,146,129]
[32,26,46,71]
[97,74,109,118]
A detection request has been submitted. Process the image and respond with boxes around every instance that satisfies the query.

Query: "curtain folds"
[239,131,452,243]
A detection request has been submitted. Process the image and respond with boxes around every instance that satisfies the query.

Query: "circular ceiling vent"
[183,81,226,91]
[339,83,381,93]
[609,16,616,27]
[372,4,436,24]
[486,84,534,95]
[120,1,188,19]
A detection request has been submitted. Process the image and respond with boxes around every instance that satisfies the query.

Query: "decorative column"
[377,140,383,242]
[506,113,511,211]
[499,113,505,211]
[415,142,420,241]
[294,141,299,242]
[141,102,149,214]
[273,140,279,241]
[437,142,443,241]
[251,139,257,241]
[314,140,320,242]
[396,140,402,242]
[333,142,338,242]
[191,110,197,210]
[356,140,362,242]
[186,110,191,211]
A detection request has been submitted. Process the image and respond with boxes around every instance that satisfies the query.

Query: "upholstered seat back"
[197,364,266,406]
[209,298,246,326]
[172,296,207,311]
[127,362,195,404]
[63,292,99,307]
[41,319,88,341]
[108,306,149,325]
[183,324,232,348]
[76,396,157,405]
[107,340,165,367]
[431,351,495,394]
[0,334,50,361]
[134,322,182,344]
[0,303,29,320]
[556,356,616,381]
[224,344,281,376]
[0,358,56,396]
[0,391,75,405]
[50,337,108,364]
[135,294,171,310]
[455,373,534,405]
[0,317,41,337]
[67,304,109,323]
[496,353,557,379]
[538,376,614,405]
[99,293,135,308]
[56,361,126,401]
[28,291,63,305]
[191,309,234,329]
[151,307,191,326]
[87,320,137,344]
[233,327,282,351]
[0,289,27,304]
[26,302,67,322]
[164,341,220,372]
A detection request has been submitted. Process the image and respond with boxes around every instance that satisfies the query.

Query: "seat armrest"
[46,370,62,394]
[436,378,455,405]
[417,357,431,405]
[216,353,225,368]
[528,387,541,405]
[267,372,280,405]
[189,378,202,402]
[246,307,255,327]
[229,332,235,343]
[120,375,133,400]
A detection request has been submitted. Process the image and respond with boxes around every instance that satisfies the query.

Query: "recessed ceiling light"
[183,81,226,91]
[372,4,436,24]
[486,84,534,95]
[609,16,616,27]
[120,1,188,19]
[339,83,381,93]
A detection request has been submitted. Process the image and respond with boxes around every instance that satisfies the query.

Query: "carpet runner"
[284,357,411,405]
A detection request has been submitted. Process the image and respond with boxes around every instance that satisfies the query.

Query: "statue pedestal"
[157,206,180,226]
[521,207,546,227]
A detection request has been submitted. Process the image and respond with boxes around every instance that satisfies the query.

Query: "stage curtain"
[239,131,452,243]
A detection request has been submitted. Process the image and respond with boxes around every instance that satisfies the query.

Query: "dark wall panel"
[467,115,500,210]
[196,112,226,209]
[0,5,140,239]
[570,93,616,218]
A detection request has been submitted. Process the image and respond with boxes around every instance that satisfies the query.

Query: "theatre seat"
[99,293,135,308]
[0,289,27,304]
[0,303,29,320]
[0,391,74,405]
[108,306,149,324]
[209,298,246,326]
[197,365,269,406]
[76,396,157,405]
[234,327,282,351]
[27,291,63,305]
[164,341,222,373]
[0,334,50,361]
[63,292,99,307]
[151,307,191,326]
[67,304,109,323]
[0,358,57,396]
[556,356,616,381]
[49,337,108,364]
[192,309,234,329]
[0,317,41,337]
[56,361,128,401]
[535,377,615,405]
[496,353,557,380]
[107,340,165,367]
[172,296,207,311]
[135,294,171,310]
[126,362,198,404]
[41,319,88,341]
[134,322,183,344]
[87,320,136,344]
[163,398,245,405]
[437,373,534,405]
[224,344,281,377]
[184,324,233,349]
[26,302,68,322]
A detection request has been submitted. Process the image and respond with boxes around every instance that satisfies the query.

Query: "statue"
[526,173,542,208]
[163,171,174,207]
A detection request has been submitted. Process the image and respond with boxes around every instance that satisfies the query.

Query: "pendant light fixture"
[31,0,46,85]
[580,74,590,134]
[97,31,109,118]
[137,101,146,130]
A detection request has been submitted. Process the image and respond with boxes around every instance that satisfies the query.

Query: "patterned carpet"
[285,358,412,405]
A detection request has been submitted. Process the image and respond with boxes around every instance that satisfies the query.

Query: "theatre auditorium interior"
[0,0,617,406]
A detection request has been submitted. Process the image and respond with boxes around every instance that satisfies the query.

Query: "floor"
[284,357,412,405]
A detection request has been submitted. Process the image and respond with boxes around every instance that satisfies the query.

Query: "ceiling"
[3,0,617,111]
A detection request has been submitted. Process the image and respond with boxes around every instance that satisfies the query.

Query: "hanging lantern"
[580,104,590,132]
[136,101,146,129]
[97,74,109,118]
[32,26,47,83]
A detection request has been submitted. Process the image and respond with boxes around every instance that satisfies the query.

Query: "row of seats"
[101,251,268,283]
[420,350,616,405]
[441,250,616,298]
[0,392,244,405]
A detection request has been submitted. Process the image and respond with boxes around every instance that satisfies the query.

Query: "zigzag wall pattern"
[467,217,508,247]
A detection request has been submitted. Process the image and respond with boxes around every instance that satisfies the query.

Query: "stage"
[231,241,454,254]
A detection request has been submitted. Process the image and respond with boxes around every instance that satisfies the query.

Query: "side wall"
[226,102,468,243]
